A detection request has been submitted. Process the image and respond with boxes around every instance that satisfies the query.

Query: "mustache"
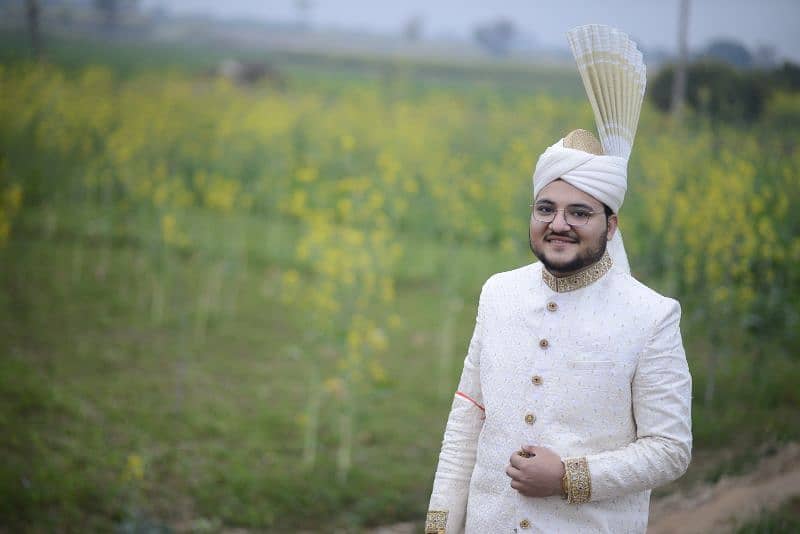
[544,231,579,242]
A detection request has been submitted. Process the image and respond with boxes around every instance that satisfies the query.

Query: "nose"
[549,209,572,232]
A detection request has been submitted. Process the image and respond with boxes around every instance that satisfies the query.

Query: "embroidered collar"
[542,250,613,293]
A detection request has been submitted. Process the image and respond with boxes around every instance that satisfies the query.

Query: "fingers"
[505,464,522,480]
[511,479,534,497]
[522,444,538,455]
[509,452,525,469]
[526,445,558,457]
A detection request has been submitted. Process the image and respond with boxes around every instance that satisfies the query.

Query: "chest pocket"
[567,358,616,371]
[564,351,630,392]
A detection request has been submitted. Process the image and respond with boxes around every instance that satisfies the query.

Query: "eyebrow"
[534,200,598,211]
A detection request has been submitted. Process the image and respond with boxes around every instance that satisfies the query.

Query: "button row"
[521,298,555,530]
[526,304,555,448]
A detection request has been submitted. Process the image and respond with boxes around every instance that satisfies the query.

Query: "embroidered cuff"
[425,510,448,533]
[563,457,591,504]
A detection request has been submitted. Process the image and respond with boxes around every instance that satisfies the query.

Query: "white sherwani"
[427,257,692,533]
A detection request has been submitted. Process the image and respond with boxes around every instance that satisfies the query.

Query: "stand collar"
[542,250,613,293]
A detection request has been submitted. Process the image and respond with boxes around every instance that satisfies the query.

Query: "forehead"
[535,179,603,208]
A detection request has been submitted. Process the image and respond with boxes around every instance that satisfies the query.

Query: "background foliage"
[1,31,799,532]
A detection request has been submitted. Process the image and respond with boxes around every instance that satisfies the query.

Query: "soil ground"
[648,442,800,533]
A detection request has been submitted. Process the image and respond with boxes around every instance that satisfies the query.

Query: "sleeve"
[563,299,693,503]
[425,284,488,533]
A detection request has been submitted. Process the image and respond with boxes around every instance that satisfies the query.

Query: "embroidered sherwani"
[427,254,692,533]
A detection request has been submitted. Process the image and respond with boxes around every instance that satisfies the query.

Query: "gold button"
[520,519,531,529]
[547,301,558,312]
[532,375,543,385]
[524,413,536,424]
[539,338,549,349]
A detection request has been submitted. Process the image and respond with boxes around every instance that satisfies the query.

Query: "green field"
[1,31,799,532]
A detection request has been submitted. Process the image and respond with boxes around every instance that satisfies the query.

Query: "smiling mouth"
[546,236,577,244]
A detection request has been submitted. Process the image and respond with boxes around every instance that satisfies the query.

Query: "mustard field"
[1,37,799,531]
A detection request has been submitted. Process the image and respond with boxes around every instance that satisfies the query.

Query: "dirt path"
[368,443,800,534]
[648,442,800,533]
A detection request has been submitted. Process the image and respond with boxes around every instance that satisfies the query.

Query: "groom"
[424,128,692,533]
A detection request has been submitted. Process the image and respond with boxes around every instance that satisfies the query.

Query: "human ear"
[606,214,618,240]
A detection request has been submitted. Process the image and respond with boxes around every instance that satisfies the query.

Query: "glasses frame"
[529,203,602,227]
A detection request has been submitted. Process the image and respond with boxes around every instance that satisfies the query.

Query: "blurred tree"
[651,61,769,122]
[670,0,690,119]
[769,62,800,92]
[55,2,75,26]
[94,0,118,29]
[403,14,424,42]
[704,39,753,68]
[753,45,777,69]
[294,0,313,30]
[93,0,139,31]
[473,18,516,56]
[25,0,40,60]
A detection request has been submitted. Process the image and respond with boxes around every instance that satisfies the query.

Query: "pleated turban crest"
[532,129,628,213]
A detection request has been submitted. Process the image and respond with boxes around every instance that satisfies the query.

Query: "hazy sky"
[143,0,800,62]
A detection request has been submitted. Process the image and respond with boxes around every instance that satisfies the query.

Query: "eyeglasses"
[530,203,601,227]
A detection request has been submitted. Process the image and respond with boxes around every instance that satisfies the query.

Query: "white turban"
[531,137,631,274]
[532,138,628,213]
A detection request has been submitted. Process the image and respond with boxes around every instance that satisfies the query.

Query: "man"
[425,129,692,533]
[425,26,692,534]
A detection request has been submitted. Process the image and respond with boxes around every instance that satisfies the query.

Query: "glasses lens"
[533,205,594,226]
[533,205,554,223]
[565,209,591,226]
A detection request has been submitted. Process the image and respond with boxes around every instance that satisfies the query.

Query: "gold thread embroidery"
[425,510,448,533]
[563,128,604,155]
[542,251,613,293]
[564,457,591,504]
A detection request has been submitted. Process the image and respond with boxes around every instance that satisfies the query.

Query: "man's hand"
[506,445,566,497]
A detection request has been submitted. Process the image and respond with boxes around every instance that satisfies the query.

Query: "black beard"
[529,230,608,276]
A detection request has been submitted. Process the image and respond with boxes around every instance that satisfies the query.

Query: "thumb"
[522,445,537,456]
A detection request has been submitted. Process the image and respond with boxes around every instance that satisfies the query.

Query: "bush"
[650,61,767,122]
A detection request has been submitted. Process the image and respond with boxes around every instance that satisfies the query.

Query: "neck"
[548,265,589,278]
